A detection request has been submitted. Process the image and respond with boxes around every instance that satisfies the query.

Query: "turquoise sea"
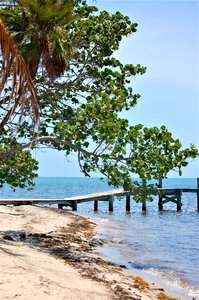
[0,177,198,299]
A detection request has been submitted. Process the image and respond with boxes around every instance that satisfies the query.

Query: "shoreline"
[0,205,188,300]
[96,246,192,300]
[93,221,195,300]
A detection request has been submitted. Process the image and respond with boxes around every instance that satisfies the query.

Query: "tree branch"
[0,136,96,158]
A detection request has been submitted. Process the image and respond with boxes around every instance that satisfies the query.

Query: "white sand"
[0,205,181,300]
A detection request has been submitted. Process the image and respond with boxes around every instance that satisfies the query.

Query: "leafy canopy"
[0,0,198,196]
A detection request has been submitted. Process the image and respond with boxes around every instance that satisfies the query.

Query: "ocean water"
[1,177,198,299]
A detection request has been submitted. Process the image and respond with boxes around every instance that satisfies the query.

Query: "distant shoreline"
[35,176,196,179]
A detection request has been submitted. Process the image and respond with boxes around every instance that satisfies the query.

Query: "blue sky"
[36,0,199,178]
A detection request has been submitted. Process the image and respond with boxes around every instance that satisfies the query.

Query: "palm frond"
[0,0,82,80]
[0,18,39,130]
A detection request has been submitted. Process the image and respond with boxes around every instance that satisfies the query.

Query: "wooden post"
[72,201,77,211]
[142,179,147,211]
[126,193,131,212]
[197,178,199,211]
[58,204,63,209]
[142,202,146,211]
[176,189,182,211]
[94,200,98,211]
[108,195,114,212]
[158,177,163,210]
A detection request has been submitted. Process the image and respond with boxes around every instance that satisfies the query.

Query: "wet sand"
[0,205,182,300]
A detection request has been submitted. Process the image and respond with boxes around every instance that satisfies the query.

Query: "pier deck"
[0,187,198,211]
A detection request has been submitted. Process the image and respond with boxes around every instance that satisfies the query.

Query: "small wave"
[143,267,199,299]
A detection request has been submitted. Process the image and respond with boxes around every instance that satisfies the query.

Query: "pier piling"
[197,178,199,211]
[158,178,163,210]
[142,201,146,211]
[94,200,98,211]
[158,195,163,210]
[126,194,131,212]
[176,189,182,211]
[108,195,114,212]
[72,201,77,211]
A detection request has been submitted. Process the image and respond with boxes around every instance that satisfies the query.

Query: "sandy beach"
[0,205,182,300]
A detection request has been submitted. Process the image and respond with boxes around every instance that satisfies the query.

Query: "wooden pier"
[0,180,199,212]
[0,189,125,212]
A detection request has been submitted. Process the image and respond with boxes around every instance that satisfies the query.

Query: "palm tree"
[0,0,81,80]
[0,0,81,129]
[0,18,39,130]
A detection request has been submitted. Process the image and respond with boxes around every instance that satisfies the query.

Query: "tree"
[0,1,198,195]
